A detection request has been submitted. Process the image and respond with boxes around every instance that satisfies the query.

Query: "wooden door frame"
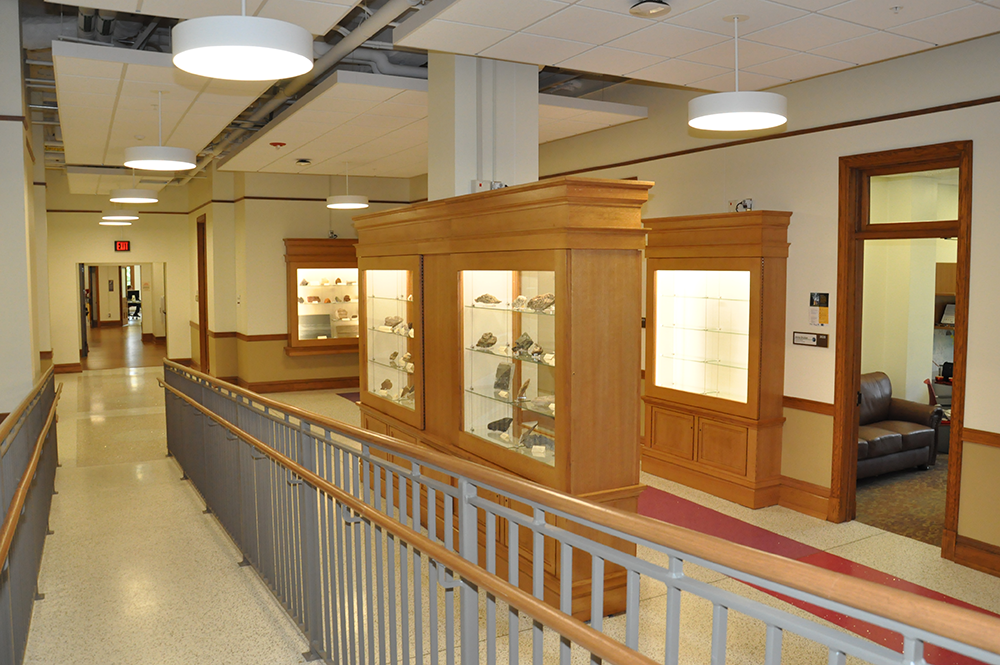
[830,141,972,559]
[88,265,100,327]
[119,266,128,326]
[197,216,210,373]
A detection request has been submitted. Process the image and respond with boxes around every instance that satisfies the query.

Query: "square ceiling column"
[428,53,538,200]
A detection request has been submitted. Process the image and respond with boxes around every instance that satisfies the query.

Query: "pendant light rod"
[734,16,739,92]
[157,91,162,146]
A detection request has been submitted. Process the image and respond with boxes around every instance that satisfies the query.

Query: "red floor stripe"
[637,486,995,664]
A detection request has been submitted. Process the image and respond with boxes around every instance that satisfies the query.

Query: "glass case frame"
[645,257,763,420]
[284,239,360,356]
[359,255,424,430]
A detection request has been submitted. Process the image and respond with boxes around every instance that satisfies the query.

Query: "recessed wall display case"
[284,239,360,356]
[643,211,790,509]
[354,177,652,620]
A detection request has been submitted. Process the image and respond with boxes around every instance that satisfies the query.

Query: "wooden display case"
[284,239,360,357]
[642,211,790,509]
[353,177,652,619]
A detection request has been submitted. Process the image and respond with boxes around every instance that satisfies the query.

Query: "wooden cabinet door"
[649,407,695,460]
[697,418,748,476]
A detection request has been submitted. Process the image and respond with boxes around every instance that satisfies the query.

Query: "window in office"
[869,167,958,224]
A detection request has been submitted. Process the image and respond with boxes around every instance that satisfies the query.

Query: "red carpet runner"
[638,487,996,665]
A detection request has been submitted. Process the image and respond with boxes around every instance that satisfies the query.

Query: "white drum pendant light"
[102,209,139,222]
[688,16,787,132]
[327,163,369,210]
[110,168,158,204]
[99,220,133,226]
[172,0,313,82]
[124,92,197,171]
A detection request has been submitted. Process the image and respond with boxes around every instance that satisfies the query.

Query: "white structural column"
[427,53,538,201]
[0,0,40,410]
[32,124,51,357]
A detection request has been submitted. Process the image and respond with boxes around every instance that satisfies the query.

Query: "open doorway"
[832,142,971,560]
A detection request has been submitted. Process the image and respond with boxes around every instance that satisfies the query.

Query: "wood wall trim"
[236,332,289,342]
[235,376,359,394]
[168,357,193,367]
[53,363,83,374]
[778,476,832,520]
[207,330,237,339]
[782,396,835,416]
[953,535,1000,577]
[39,350,53,360]
[543,94,1000,179]
[188,199,237,215]
[45,208,189,215]
[963,428,1000,449]
[235,195,411,205]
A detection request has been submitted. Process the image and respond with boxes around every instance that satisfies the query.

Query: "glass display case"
[365,268,418,411]
[462,270,556,466]
[284,238,360,356]
[653,270,751,403]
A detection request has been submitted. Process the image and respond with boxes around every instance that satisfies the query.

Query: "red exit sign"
[114,240,131,252]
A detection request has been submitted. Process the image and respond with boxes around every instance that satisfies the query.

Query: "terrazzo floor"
[23,368,1000,665]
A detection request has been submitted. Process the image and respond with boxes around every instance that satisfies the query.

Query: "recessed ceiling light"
[110,188,158,204]
[630,0,670,17]
[172,15,314,82]
[102,209,139,221]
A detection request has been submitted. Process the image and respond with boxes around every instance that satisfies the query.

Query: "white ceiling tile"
[821,0,974,31]
[627,58,728,84]
[394,90,429,106]
[307,97,381,114]
[690,69,787,90]
[57,91,118,110]
[524,5,649,44]
[124,63,206,89]
[556,46,665,76]
[745,13,874,50]
[667,0,808,36]
[766,0,842,10]
[438,0,568,31]
[396,19,514,54]
[745,51,853,79]
[367,101,429,119]
[681,38,794,68]
[256,0,354,35]
[342,114,417,132]
[53,57,123,79]
[606,23,728,57]
[167,114,228,149]
[539,104,589,120]
[575,109,644,124]
[810,31,932,65]
[575,0,715,19]
[58,75,120,95]
[889,4,1000,46]
[479,32,592,64]
[323,81,402,101]
[290,109,357,125]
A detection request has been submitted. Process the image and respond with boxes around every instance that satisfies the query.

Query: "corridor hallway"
[23,366,308,665]
[83,320,166,371]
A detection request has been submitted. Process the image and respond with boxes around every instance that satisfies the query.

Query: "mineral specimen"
[337,309,349,319]
[297,297,304,303]
[321,278,330,286]
[494,362,513,393]
[526,343,544,359]
[323,298,331,303]
[526,293,555,311]
[307,296,321,303]
[518,421,539,446]
[335,278,342,285]
[344,295,351,302]
[516,379,531,401]
[380,379,392,391]
[488,417,512,433]
[512,295,528,310]
[475,293,501,305]
[385,315,404,328]
[393,321,410,336]
[513,332,533,353]
[300,279,309,286]
[476,332,497,348]
[389,351,399,365]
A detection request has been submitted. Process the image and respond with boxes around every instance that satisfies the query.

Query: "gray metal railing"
[0,370,60,665]
[162,360,1000,665]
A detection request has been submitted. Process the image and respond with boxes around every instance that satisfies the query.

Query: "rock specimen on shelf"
[337,308,349,319]
[344,295,351,302]
[385,315,404,328]
[527,293,555,311]
[389,351,399,365]
[321,278,330,286]
[335,296,342,302]
[475,293,502,305]
[513,332,533,353]
[488,417,512,433]
[376,325,393,333]
[407,294,413,302]
[517,421,539,447]
[530,395,555,413]
[476,332,497,348]
[526,343,544,359]
[324,298,332,303]
[300,278,309,286]
[351,315,358,319]
[335,278,342,285]
[399,384,414,401]
[512,295,528,310]
[393,321,411,336]
[307,296,321,303]
[406,363,415,374]
[400,352,412,369]
[494,363,513,393]
[297,297,304,303]
[380,379,392,391]
[542,353,555,366]
[516,378,531,401]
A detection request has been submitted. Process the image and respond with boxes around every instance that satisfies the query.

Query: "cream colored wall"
[957,443,1000,545]
[236,339,359,384]
[539,33,1000,518]
[151,262,166,338]
[781,408,834,488]
[97,265,120,322]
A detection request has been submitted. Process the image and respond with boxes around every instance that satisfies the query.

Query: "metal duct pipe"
[95,11,117,43]
[178,0,423,185]
[77,8,96,39]
[330,47,427,79]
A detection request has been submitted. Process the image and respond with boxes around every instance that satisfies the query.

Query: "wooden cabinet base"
[642,450,780,509]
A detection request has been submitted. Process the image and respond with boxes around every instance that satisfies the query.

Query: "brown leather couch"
[858,372,943,480]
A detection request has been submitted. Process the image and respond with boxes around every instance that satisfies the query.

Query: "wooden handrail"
[162,379,657,665]
[0,367,54,447]
[0,382,61,568]
[163,360,1000,656]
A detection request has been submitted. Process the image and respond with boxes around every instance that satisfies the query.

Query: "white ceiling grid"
[395,0,1000,90]
[220,70,647,176]
[53,41,270,192]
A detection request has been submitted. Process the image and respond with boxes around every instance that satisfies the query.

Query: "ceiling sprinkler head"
[629,0,670,18]
[270,142,286,149]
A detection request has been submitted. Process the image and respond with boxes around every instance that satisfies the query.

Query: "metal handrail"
[0,382,61,568]
[162,359,1000,658]
[0,367,54,450]
[160,376,657,665]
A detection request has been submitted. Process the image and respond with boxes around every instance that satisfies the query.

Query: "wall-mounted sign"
[793,331,829,347]
[809,292,829,326]
[114,240,131,252]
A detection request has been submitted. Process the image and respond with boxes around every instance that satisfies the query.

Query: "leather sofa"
[858,372,943,480]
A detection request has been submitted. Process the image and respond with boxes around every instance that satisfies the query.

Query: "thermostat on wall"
[793,331,828,347]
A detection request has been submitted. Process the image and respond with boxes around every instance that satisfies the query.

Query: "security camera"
[629,0,670,17]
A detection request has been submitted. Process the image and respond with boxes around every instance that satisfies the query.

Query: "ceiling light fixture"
[327,163,369,210]
[99,220,133,226]
[101,209,139,222]
[629,0,671,18]
[110,168,158,204]
[172,0,314,82]
[688,16,787,132]
[124,92,197,171]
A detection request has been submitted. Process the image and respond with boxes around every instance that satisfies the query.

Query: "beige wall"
[957,443,1000,545]
[96,265,120,322]
[236,339,359,385]
[781,408,834,489]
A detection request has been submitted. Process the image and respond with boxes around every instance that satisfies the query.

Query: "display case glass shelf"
[461,270,557,467]
[365,269,417,411]
[653,270,751,404]
[295,268,360,341]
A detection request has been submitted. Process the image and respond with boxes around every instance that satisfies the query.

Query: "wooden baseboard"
[142,333,155,344]
[154,335,166,345]
[54,362,83,374]
[778,476,831,519]
[39,350,53,360]
[236,376,360,394]
[641,452,780,509]
[217,376,239,385]
[952,534,1000,577]
[169,357,193,368]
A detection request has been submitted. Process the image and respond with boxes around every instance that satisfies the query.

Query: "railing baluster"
[399,476,411,665]
[532,508,544,665]
[445,492,455,665]
[590,555,604,665]
[361,450,376,665]
[710,603,728,665]
[625,568,640,650]
[904,637,925,665]
[828,648,846,665]
[664,558,682,665]
[373,459,386,665]
[486,510,497,665]
[429,486,439,665]
[508,517,519,665]
[386,469,399,665]
[764,624,783,665]
[560,542,573,665]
